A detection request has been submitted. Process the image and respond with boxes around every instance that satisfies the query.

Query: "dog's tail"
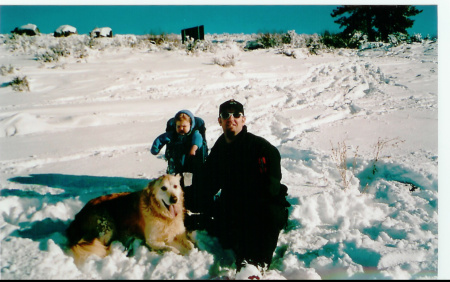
[71,238,109,265]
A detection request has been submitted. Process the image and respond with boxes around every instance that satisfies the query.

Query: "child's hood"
[174,109,196,135]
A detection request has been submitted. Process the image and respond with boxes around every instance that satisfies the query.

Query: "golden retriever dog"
[66,174,194,265]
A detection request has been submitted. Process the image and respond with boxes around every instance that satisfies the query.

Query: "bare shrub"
[358,136,406,193]
[6,34,37,53]
[184,36,216,55]
[72,44,89,59]
[184,37,197,54]
[371,137,405,174]
[330,140,359,190]
[147,32,168,45]
[275,47,298,58]
[306,35,324,55]
[148,33,181,51]
[256,32,282,48]
[35,43,71,62]
[1,64,16,76]
[10,76,30,92]
[213,53,236,67]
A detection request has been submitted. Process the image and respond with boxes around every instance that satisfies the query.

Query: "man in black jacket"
[185,99,290,271]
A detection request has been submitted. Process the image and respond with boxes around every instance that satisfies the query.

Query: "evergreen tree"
[331,5,422,42]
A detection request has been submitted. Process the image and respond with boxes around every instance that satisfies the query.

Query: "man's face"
[176,120,191,135]
[218,109,246,139]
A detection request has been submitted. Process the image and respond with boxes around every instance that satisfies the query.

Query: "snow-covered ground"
[0,33,440,279]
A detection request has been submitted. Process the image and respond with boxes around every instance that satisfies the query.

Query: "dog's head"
[145,174,184,219]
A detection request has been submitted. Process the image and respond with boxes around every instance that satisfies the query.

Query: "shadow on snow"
[2,174,152,249]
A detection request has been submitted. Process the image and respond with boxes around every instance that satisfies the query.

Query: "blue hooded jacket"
[151,110,205,173]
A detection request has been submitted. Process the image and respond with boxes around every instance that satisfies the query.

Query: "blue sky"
[0,5,438,37]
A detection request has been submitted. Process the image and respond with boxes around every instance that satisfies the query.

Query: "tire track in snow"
[0,143,150,175]
[247,56,415,147]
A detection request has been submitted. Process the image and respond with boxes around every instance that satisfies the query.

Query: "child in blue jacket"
[151,110,207,176]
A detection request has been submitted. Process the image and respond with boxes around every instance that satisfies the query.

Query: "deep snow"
[0,33,442,279]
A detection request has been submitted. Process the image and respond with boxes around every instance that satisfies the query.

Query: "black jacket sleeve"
[252,135,282,200]
[264,141,282,198]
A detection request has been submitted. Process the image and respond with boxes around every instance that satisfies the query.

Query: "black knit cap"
[219,99,244,115]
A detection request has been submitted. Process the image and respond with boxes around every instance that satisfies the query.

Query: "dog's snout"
[170,195,178,204]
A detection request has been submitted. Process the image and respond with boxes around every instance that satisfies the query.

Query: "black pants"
[185,201,287,271]
[232,222,281,270]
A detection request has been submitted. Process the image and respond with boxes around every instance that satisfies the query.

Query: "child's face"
[176,120,191,135]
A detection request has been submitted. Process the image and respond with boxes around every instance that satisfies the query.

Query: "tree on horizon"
[331,5,422,42]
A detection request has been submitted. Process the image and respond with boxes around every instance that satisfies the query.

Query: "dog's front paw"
[147,240,180,254]
[154,245,180,255]
[176,237,195,255]
[185,239,195,251]
[167,245,181,254]
[180,241,194,255]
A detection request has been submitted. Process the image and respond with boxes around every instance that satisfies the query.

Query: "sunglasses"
[220,112,244,119]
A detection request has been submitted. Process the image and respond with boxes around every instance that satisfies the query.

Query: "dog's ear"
[173,173,182,184]
[146,177,159,192]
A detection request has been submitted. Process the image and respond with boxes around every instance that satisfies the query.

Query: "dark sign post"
[181,25,205,44]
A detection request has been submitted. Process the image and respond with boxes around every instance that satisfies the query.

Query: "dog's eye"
[174,185,178,189]
[161,186,167,191]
